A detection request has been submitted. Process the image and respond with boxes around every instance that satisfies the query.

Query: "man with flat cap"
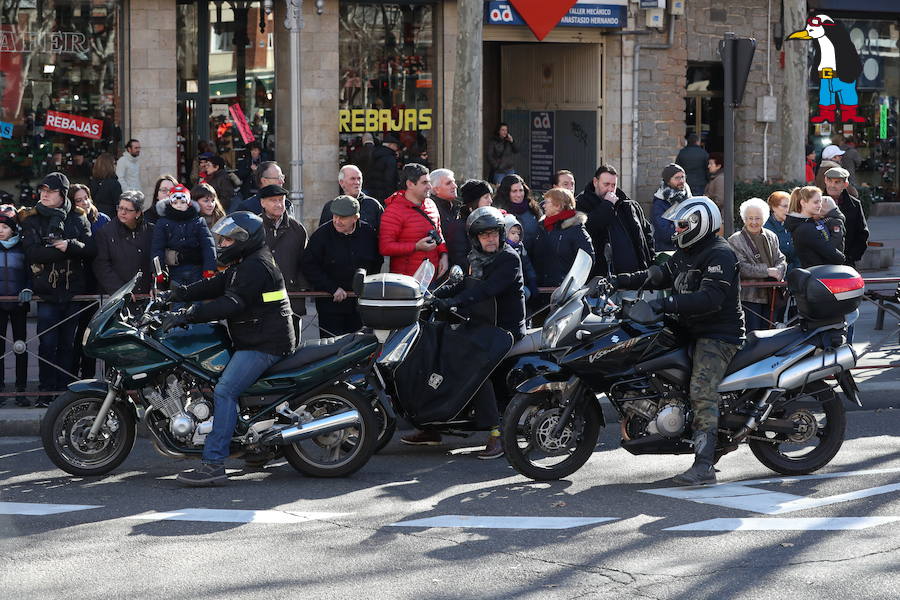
[259,184,308,338]
[823,166,868,267]
[302,194,382,336]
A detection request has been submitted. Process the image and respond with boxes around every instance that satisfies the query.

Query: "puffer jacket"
[785,213,845,267]
[532,211,595,287]
[727,228,786,305]
[0,237,29,310]
[20,203,96,302]
[151,200,217,273]
[379,190,447,277]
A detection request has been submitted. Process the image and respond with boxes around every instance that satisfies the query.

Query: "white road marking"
[0,502,102,516]
[665,517,900,531]
[124,508,348,524]
[389,515,618,529]
[640,469,900,515]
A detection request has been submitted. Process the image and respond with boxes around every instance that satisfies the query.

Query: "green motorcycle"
[41,273,381,478]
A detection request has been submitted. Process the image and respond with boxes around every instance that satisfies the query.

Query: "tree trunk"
[450,0,483,180]
[781,0,809,182]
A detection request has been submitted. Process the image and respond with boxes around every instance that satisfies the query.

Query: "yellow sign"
[339,109,432,133]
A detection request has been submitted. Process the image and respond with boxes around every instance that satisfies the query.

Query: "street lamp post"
[284,0,304,218]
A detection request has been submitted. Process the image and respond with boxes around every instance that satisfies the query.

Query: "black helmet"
[211,211,265,265]
[465,206,505,252]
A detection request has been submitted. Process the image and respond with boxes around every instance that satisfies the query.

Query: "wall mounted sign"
[485,1,627,36]
[0,31,89,54]
[339,108,433,133]
[229,103,256,144]
[43,110,103,140]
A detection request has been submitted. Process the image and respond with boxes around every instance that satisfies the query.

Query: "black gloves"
[160,306,194,334]
[432,297,455,320]
[156,284,187,306]
[628,298,667,324]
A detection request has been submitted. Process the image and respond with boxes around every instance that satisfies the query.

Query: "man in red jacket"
[379,163,449,278]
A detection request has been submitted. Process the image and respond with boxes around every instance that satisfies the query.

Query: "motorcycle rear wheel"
[502,392,602,481]
[40,391,136,477]
[748,382,846,475]
[283,387,378,477]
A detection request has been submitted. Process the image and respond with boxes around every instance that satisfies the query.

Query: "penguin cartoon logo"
[786,14,864,124]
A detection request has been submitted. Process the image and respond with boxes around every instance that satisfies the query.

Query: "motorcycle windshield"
[550,249,592,307]
[89,273,139,331]
[413,259,435,293]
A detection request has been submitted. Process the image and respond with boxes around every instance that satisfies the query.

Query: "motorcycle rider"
[616,197,745,485]
[401,206,526,459]
[161,211,296,486]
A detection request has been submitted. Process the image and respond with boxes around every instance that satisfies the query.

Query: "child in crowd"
[819,194,846,255]
[151,184,216,287]
[0,212,32,406]
[502,213,538,301]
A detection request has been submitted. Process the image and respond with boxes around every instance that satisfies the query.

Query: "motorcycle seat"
[725,326,810,375]
[265,332,376,375]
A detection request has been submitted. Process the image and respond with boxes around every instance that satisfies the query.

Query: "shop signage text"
[530,111,555,192]
[229,103,256,144]
[485,1,626,30]
[44,110,103,140]
[0,31,88,54]
[0,121,12,139]
[339,109,432,133]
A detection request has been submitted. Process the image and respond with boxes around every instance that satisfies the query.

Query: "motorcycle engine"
[646,403,686,438]
[143,375,206,443]
[620,397,687,440]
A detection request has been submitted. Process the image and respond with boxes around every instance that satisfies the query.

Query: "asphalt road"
[1,408,899,600]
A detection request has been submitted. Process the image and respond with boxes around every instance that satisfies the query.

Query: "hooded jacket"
[378,190,447,277]
[532,211,594,287]
[785,213,846,267]
[151,200,216,273]
[575,184,653,277]
[20,202,96,302]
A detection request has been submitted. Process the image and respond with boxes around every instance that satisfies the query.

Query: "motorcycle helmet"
[661,196,721,249]
[466,206,506,252]
[211,211,265,265]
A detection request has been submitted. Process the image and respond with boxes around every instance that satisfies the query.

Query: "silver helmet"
[661,196,721,249]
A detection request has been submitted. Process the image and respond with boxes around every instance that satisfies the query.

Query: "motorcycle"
[348,261,544,450]
[502,249,865,481]
[41,272,381,478]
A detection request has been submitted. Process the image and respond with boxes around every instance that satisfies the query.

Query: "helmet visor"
[211,215,249,241]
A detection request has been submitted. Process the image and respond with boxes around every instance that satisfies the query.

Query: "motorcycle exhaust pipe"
[776,345,856,390]
[264,410,361,446]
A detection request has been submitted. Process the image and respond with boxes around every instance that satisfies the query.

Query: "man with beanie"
[20,172,96,403]
[652,163,692,251]
[576,164,653,278]
[302,195,382,336]
[823,166,868,267]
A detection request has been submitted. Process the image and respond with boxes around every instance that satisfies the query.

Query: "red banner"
[228,103,256,144]
[44,110,103,140]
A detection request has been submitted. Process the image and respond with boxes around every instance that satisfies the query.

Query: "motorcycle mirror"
[352,269,366,296]
[603,243,614,278]
[448,265,464,284]
[152,256,163,278]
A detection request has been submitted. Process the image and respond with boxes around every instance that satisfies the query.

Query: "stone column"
[780,0,809,183]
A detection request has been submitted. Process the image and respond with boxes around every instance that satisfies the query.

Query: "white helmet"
[661,196,721,249]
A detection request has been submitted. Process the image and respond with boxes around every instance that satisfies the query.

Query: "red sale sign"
[229,103,256,144]
[44,110,103,140]
[510,0,577,41]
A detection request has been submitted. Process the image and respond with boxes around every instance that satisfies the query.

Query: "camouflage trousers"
[689,338,741,432]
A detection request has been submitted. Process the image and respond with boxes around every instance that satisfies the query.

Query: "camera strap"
[410,203,439,232]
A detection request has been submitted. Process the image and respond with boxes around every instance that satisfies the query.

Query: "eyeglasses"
[116,206,138,213]
[806,17,833,27]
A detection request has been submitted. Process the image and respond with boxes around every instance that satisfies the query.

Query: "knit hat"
[459,179,493,207]
[168,184,190,204]
[330,195,360,217]
[661,163,685,184]
[208,155,226,169]
[0,213,18,235]
[38,172,70,198]
[821,145,845,161]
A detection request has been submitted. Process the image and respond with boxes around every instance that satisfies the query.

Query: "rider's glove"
[647,298,667,315]
[433,297,455,320]
[160,306,194,334]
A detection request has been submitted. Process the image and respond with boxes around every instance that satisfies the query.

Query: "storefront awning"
[209,73,274,99]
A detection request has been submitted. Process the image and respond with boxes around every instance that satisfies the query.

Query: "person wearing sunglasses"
[615,196,744,486]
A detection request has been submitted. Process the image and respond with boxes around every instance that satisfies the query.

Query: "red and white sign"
[228,103,256,145]
[44,110,103,140]
[510,0,577,41]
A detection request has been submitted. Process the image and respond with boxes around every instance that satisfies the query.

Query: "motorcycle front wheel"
[502,392,603,481]
[748,381,846,475]
[283,387,378,477]
[40,391,136,476]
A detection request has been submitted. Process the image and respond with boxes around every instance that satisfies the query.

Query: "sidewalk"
[4,214,900,436]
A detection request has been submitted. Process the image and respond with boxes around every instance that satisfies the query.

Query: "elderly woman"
[728,197,786,332]
[93,190,155,294]
[532,188,594,288]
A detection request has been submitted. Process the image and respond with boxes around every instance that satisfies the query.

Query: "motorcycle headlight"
[542,313,574,349]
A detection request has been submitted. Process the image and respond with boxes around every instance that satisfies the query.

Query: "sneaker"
[176,463,228,487]
[477,435,504,460]
[400,430,442,446]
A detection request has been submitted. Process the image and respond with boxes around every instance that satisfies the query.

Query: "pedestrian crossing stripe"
[665,517,900,531]
[0,502,101,515]
[388,515,618,529]
[123,508,347,524]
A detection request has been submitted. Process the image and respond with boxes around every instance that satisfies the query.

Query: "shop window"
[339,2,436,169]
[0,1,121,202]
[684,63,724,154]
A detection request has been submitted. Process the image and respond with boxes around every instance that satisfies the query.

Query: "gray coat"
[727,228,786,305]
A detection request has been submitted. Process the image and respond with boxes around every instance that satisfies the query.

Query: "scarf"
[36,198,71,237]
[467,246,501,279]
[0,234,19,249]
[507,200,530,216]
[543,209,576,232]
[653,182,692,207]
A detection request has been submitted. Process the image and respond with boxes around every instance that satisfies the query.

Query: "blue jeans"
[819,77,858,106]
[202,349,283,464]
[37,302,83,391]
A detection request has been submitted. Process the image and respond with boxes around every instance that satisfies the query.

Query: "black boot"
[674,429,717,485]
[14,386,30,407]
